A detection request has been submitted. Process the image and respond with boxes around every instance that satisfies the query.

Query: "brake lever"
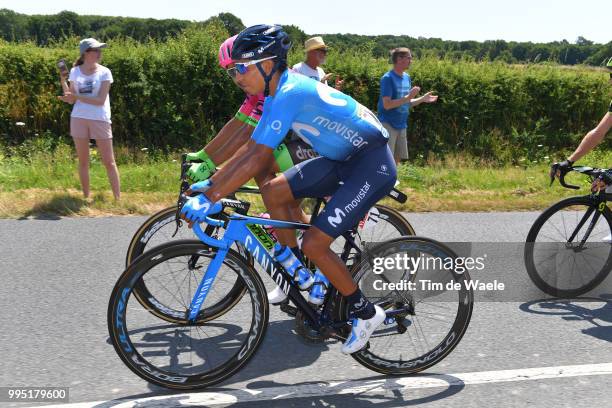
[173,154,190,237]
[549,166,556,187]
[172,195,186,238]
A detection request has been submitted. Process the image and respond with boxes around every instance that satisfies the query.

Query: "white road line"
[32,362,612,408]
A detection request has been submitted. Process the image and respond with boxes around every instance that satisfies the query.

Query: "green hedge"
[0,23,243,150]
[322,50,611,161]
[1,25,610,162]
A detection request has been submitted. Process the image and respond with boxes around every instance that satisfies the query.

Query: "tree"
[216,12,244,35]
[576,36,593,46]
[56,10,84,38]
[1,8,610,67]
[0,8,28,41]
[283,24,306,48]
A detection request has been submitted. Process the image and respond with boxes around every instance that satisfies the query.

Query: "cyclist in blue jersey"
[181,24,396,354]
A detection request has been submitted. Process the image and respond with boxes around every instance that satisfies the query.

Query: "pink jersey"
[235,93,265,127]
[233,69,297,127]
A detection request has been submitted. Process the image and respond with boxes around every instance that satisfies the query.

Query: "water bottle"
[273,243,314,290]
[308,269,330,305]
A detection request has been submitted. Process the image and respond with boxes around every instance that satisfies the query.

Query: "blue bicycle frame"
[186,212,322,326]
[185,204,410,332]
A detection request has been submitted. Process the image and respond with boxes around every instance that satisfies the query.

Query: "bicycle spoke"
[149,274,189,310]
[577,252,600,284]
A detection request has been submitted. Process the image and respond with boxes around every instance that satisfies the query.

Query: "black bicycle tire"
[338,236,473,375]
[524,195,612,298]
[108,240,269,390]
[126,206,249,323]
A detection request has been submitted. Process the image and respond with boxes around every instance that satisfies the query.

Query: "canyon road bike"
[108,198,473,389]
[125,155,415,323]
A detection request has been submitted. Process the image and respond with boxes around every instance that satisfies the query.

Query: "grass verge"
[1,145,610,218]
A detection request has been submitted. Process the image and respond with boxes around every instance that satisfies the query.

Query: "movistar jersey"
[252,71,389,161]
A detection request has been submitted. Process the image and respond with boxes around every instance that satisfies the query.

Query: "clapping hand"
[334,75,345,90]
[407,86,421,100]
[420,91,438,103]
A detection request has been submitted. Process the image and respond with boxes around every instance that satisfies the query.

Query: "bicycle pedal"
[278,300,297,317]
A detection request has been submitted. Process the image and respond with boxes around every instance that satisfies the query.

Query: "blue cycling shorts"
[284,144,397,238]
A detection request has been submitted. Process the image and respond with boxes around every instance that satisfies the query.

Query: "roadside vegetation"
[2,138,610,218]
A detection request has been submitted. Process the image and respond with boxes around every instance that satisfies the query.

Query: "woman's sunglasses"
[226,56,276,78]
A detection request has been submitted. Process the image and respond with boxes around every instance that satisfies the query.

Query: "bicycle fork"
[569,194,607,248]
[186,247,228,324]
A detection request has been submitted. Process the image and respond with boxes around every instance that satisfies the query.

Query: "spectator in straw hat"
[292,36,343,89]
[58,38,120,200]
[378,47,437,165]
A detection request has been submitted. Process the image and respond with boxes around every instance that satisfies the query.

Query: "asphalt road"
[0,212,611,408]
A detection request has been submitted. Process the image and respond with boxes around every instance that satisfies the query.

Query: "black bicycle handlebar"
[557,167,580,190]
[550,165,611,191]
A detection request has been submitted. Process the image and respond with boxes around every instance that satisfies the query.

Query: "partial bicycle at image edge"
[525,165,612,298]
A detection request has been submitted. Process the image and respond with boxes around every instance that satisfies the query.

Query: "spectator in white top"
[58,38,120,200]
[292,36,344,90]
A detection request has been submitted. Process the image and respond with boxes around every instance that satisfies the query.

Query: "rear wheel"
[338,236,473,375]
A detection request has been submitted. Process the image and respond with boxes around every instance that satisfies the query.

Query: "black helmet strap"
[256,58,281,97]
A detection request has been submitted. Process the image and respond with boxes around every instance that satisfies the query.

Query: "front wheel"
[338,236,473,375]
[524,196,612,298]
[125,206,250,323]
[108,240,269,389]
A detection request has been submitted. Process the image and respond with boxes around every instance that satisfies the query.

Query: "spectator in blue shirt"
[377,47,437,164]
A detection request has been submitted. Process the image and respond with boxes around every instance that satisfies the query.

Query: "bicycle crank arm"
[384,306,413,317]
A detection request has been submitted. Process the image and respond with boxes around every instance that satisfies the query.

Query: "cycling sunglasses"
[226,56,276,78]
